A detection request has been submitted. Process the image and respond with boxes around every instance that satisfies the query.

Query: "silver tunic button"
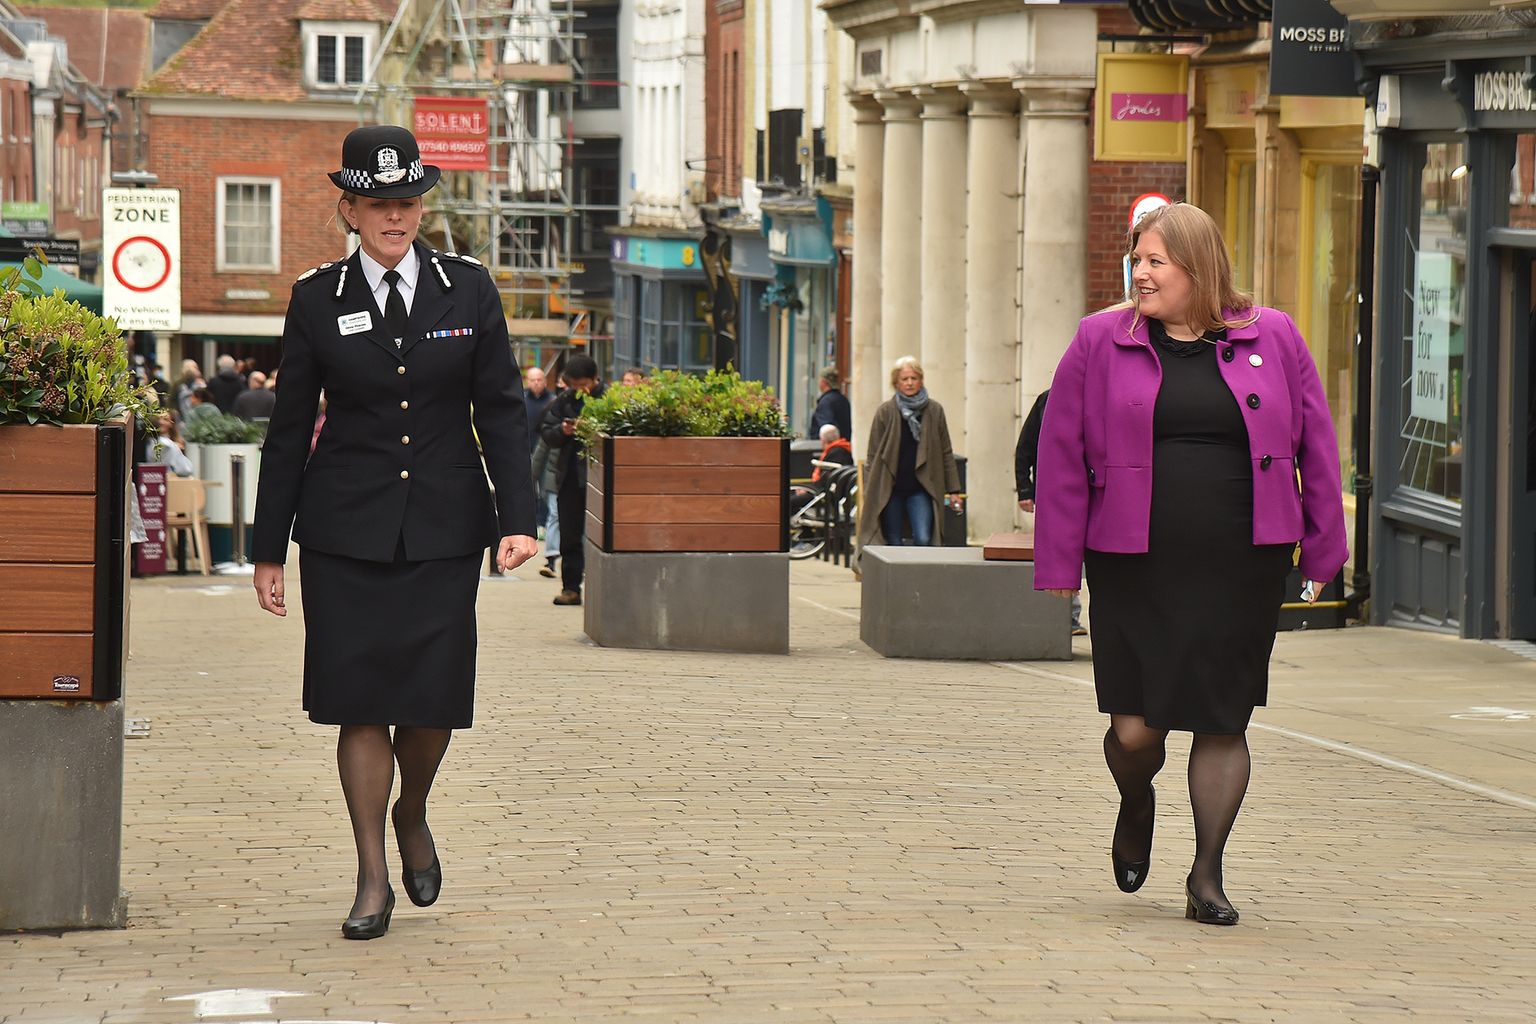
[400,470,410,480]
[401,435,410,445]
[400,400,409,410]
[1249,354,1263,367]
[397,365,406,375]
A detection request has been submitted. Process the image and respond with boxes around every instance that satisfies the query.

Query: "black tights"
[337,725,451,917]
[1104,716,1250,910]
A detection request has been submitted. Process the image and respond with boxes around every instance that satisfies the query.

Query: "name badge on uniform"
[338,311,373,336]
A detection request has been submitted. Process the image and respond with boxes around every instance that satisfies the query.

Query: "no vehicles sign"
[103,188,181,331]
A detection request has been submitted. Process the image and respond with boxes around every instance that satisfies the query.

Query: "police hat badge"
[328,124,441,198]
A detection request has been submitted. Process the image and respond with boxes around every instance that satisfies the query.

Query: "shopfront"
[723,222,777,389]
[1359,42,1536,638]
[609,231,712,377]
[761,195,839,436]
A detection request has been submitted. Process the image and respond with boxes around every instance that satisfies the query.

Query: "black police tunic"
[252,242,538,728]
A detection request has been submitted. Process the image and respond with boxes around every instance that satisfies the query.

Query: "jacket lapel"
[337,251,401,361]
[398,243,453,357]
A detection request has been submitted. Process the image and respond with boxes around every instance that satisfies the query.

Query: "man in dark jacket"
[232,371,277,420]
[207,354,246,412]
[1015,388,1083,634]
[808,367,852,444]
[523,366,554,450]
[539,354,604,605]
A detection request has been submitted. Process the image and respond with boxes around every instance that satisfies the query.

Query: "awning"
[1129,0,1270,31]
[1,260,103,314]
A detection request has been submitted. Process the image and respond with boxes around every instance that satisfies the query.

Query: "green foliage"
[574,368,790,449]
[0,259,152,427]
[182,412,267,445]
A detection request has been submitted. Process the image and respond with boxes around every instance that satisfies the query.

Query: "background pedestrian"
[1033,202,1348,925]
[539,354,604,605]
[858,356,961,548]
[809,366,852,444]
[251,123,539,941]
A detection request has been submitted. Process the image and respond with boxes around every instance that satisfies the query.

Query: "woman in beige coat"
[858,357,962,548]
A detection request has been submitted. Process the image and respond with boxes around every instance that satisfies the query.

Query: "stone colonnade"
[848,79,1091,541]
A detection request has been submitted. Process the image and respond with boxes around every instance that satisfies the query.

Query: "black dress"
[1084,320,1294,734]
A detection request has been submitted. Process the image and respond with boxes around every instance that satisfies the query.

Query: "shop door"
[1507,253,1536,639]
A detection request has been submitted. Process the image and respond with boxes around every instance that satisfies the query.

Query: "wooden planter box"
[0,423,128,700]
[588,435,789,553]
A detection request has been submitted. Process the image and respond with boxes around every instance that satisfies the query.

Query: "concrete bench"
[860,545,1071,660]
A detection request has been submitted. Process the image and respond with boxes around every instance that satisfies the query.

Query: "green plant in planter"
[574,368,789,449]
[182,411,267,445]
[0,259,152,426]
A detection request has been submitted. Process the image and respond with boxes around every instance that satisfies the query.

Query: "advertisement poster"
[414,96,491,171]
[1410,251,1453,426]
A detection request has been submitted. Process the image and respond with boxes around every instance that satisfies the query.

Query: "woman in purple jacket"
[1033,203,1347,926]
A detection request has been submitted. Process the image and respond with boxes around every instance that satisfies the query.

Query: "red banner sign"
[413,96,491,171]
[135,464,168,575]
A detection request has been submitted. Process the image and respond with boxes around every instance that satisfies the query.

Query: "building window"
[573,7,619,110]
[1399,141,1467,504]
[305,24,373,89]
[613,274,636,369]
[573,138,620,256]
[217,177,281,272]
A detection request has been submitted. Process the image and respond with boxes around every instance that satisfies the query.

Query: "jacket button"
[1247,393,1260,409]
[1087,467,1096,483]
[397,365,406,375]
[400,400,409,410]
[401,435,410,445]
[1260,454,1273,470]
[1221,346,1234,363]
[400,470,410,480]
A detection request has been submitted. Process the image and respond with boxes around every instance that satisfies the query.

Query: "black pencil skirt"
[297,544,482,729]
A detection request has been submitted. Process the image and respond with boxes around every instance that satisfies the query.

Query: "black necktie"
[382,269,407,347]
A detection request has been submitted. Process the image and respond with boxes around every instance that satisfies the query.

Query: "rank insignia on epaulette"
[296,261,334,283]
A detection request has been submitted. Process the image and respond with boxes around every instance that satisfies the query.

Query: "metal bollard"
[229,452,246,566]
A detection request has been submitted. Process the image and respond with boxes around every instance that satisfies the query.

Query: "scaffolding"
[355,0,605,354]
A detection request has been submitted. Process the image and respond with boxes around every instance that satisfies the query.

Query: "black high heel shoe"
[1184,877,1239,926]
[341,887,395,940]
[1110,785,1155,893]
[392,801,442,908]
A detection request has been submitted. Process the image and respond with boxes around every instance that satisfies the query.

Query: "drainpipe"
[1349,160,1379,621]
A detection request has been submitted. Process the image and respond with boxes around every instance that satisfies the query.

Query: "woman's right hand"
[254,562,287,617]
[1044,589,1079,600]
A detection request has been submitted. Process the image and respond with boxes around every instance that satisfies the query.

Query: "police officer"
[251,124,539,940]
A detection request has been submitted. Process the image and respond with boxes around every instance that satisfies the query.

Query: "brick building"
[138,0,395,373]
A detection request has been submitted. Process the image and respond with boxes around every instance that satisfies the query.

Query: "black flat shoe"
[393,802,442,908]
[1111,785,1154,893]
[341,887,395,940]
[1185,877,1240,926]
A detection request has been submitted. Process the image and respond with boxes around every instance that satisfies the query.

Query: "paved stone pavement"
[4,556,1536,1024]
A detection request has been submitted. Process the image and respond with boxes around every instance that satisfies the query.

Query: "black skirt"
[297,543,482,728]
[1085,327,1293,735]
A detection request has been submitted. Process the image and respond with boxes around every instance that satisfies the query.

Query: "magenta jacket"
[1033,305,1349,590]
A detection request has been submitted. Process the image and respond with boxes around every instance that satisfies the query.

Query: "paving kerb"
[1,555,1534,1023]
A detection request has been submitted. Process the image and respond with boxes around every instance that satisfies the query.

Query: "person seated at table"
[147,411,195,477]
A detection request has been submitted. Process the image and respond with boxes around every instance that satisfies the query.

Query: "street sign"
[0,237,80,265]
[1129,192,1171,227]
[103,188,181,331]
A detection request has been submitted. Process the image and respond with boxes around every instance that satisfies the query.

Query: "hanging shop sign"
[1410,251,1454,427]
[1269,0,1356,98]
[1095,53,1189,162]
[102,188,181,332]
[413,96,491,171]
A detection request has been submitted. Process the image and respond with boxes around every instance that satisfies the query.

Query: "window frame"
[216,175,282,273]
[302,21,377,91]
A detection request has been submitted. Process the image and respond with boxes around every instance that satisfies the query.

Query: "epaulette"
[434,250,484,268]
[295,261,341,284]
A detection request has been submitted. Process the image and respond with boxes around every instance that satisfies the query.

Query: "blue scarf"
[895,387,929,442]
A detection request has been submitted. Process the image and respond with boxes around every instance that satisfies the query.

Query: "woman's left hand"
[497,535,539,572]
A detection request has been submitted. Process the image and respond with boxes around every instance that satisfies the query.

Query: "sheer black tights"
[1104,717,1250,910]
[336,725,451,918]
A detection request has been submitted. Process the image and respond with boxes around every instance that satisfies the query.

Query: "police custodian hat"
[328,124,441,198]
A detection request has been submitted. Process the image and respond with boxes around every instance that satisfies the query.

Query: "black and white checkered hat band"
[336,159,427,190]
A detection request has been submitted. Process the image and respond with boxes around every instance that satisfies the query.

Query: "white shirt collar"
[358,244,420,298]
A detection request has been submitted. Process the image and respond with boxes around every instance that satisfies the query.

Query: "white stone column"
[849,94,885,455]
[877,90,922,380]
[961,84,1020,542]
[917,87,969,452]
[1016,81,1092,467]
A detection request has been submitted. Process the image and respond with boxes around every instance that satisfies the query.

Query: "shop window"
[1509,134,1536,231]
[639,278,663,368]
[1225,156,1257,294]
[1301,160,1361,492]
[1399,141,1467,504]
[612,275,636,369]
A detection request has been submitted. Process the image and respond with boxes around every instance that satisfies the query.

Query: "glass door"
[1506,253,1536,639]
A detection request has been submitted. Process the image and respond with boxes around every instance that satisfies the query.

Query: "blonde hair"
[889,355,924,388]
[1126,203,1257,335]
